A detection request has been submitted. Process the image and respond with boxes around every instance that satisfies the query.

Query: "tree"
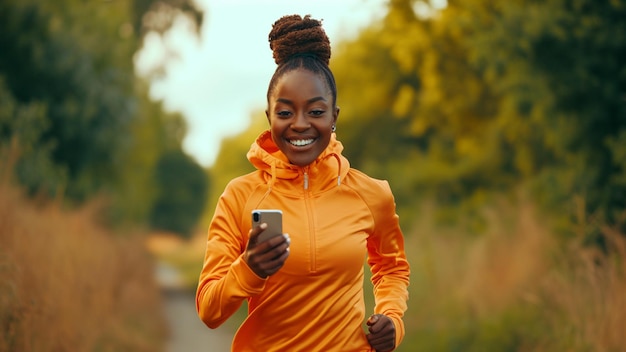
[149,149,208,238]
[0,0,205,227]
[449,0,626,225]
[0,0,136,200]
[332,0,626,230]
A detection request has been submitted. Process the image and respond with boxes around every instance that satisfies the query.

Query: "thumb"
[247,223,267,247]
[366,314,379,326]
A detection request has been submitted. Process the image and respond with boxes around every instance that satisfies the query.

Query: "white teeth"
[289,139,314,146]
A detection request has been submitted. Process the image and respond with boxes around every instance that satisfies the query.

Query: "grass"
[398,198,626,352]
[0,179,168,351]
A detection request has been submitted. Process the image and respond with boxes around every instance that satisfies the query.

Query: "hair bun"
[268,14,331,66]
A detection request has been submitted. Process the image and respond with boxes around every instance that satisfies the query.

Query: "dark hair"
[267,14,337,107]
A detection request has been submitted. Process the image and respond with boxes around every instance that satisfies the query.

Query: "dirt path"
[162,289,234,352]
[157,262,234,352]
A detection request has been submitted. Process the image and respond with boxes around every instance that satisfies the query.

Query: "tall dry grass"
[0,163,168,351]
[401,197,626,351]
[542,223,626,351]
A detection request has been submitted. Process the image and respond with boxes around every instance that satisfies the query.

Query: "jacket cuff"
[388,314,405,350]
[232,255,266,295]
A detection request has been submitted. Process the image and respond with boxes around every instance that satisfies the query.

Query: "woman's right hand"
[244,223,290,278]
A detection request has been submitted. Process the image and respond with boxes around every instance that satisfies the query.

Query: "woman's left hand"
[366,314,396,352]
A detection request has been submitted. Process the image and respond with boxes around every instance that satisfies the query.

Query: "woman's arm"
[366,180,411,349]
[195,186,267,329]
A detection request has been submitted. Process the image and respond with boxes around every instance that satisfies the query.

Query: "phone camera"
[253,212,260,222]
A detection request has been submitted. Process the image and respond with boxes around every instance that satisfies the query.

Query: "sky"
[134,0,388,167]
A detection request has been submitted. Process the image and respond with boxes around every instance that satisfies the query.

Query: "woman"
[196,14,410,352]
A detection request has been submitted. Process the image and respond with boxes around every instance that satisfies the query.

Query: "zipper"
[303,171,309,190]
[303,167,316,273]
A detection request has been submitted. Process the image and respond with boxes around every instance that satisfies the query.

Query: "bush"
[0,176,168,351]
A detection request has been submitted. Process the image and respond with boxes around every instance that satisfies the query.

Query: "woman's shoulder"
[345,168,391,190]
[342,168,397,220]
[221,170,266,197]
[343,168,394,200]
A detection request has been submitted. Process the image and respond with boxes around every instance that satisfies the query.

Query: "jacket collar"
[246,130,350,192]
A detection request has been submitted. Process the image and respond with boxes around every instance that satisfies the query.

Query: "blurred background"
[1,0,624,351]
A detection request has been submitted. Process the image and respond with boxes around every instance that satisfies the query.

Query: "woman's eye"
[277,111,291,117]
[310,110,325,116]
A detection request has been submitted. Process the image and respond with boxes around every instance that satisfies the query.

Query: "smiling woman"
[195,13,410,352]
[265,14,339,167]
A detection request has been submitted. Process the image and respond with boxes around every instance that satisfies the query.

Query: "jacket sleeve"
[195,182,266,329]
[365,180,411,349]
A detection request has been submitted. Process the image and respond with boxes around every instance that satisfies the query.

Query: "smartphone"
[251,209,283,243]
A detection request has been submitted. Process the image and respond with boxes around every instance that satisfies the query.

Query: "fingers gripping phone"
[251,209,283,243]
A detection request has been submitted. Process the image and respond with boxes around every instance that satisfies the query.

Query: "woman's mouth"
[289,138,314,147]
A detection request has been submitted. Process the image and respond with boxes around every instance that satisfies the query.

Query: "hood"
[247,130,350,193]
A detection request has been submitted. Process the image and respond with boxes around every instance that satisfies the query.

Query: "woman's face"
[266,69,338,167]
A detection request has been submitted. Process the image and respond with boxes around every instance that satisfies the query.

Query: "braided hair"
[267,15,338,108]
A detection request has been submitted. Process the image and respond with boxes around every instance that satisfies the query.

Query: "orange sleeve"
[366,180,411,349]
[195,184,266,329]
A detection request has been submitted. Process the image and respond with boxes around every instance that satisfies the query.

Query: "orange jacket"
[196,131,410,351]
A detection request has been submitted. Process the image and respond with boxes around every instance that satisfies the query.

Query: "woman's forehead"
[271,69,331,99]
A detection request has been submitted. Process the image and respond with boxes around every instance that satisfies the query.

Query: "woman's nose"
[291,110,310,130]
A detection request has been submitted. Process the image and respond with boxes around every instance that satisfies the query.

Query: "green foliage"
[149,149,208,238]
[0,0,205,229]
[401,303,548,352]
[0,77,65,194]
[107,88,189,225]
[461,0,626,225]
[331,0,626,233]
[0,0,137,201]
[402,310,528,351]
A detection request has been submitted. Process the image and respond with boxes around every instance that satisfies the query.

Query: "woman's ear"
[265,110,270,125]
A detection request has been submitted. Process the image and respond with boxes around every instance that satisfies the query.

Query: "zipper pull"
[304,171,309,190]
